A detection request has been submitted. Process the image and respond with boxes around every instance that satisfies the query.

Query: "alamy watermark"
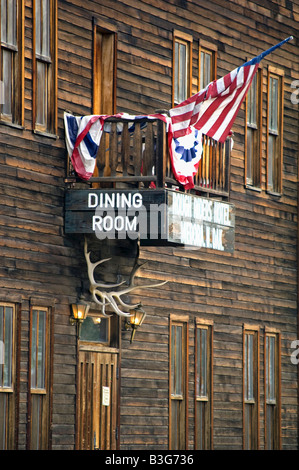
[291,340,299,365]
[92,204,167,241]
[291,80,299,105]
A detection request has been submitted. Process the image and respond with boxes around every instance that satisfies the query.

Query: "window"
[243,326,259,449]
[29,306,52,449]
[0,0,23,125]
[79,313,110,345]
[173,31,192,106]
[0,303,17,449]
[33,0,57,134]
[195,320,213,449]
[245,68,262,188]
[267,67,284,194]
[169,315,188,449]
[265,331,281,449]
[199,42,217,90]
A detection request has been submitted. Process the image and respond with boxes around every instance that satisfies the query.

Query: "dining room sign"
[65,188,235,252]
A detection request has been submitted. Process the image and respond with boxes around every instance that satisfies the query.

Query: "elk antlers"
[84,238,167,316]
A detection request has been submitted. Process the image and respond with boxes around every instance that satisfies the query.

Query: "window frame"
[0,0,24,126]
[195,318,213,450]
[198,40,217,90]
[172,30,192,107]
[169,314,189,450]
[30,307,48,394]
[0,304,16,393]
[245,67,262,190]
[28,304,53,450]
[79,311,111,346]
[266,66,284,195]
[264,329,281,450]
[32,0,57,136]
[243,325,260,449]
[0,302,19,450]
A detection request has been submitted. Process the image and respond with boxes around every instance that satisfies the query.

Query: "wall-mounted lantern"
[70,299,90,334]
[125,305,146,343]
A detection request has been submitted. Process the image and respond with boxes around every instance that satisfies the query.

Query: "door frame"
[75,342,120,450]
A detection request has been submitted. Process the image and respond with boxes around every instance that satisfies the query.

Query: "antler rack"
[84,238,167,317]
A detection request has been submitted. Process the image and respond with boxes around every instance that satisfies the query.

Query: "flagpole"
[241,36,293,68]
[258,36,293,60]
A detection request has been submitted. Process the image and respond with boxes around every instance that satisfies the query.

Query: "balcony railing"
[65,117,231,198]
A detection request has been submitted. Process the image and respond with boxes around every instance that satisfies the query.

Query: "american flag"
[169,37,293,143]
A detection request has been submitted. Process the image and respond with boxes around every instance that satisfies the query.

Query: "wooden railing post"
[224,138,231,194]
[156,119,166,188]
[121,121,130,176]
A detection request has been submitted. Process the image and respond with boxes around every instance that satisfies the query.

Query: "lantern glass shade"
[71,302,89,322]
[129,306,146,328]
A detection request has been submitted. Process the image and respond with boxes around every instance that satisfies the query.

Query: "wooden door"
[76,348,119,450]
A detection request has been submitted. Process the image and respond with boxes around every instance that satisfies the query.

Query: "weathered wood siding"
[0,0,298,450]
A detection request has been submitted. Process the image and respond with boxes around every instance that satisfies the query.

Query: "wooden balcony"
[65,117,231,198]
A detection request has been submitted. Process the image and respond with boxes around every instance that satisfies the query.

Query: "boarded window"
[93,22,116,115]
[92,20,117,181]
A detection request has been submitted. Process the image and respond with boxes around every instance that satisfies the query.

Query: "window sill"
[196,396,208,402]
[0,119,24,130]
[171,394,183,400]
[266,190,282,198]
[78,342,119,354]
[0,387,13,393]
[33,129,59,140]
[30,388,47,395]
[245,184,262,193]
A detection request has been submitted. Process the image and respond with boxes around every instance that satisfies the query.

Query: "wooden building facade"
[0,0,298,451]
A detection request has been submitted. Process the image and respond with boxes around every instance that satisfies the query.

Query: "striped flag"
[64,112,167,180]
[169,37,293,143]
[64,113,106,180]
